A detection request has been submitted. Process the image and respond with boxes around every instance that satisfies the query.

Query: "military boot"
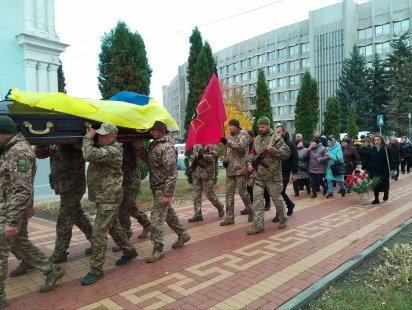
[146,246,165,263]
[84,247,93,255]
[81,271,104,285]
[188,213,203,222]
[115,249,138,266]
[220,217,235,226]
[172,232,191,249]
[217,206,225,218]
[49,252,68,263]
[278,218,288,229]
[9,261,35,277]
[138,223,151,239]
[246,226,264,235]
[39,266,65,293]
[240,208,251,215]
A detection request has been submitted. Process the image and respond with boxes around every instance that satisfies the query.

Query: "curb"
[278,217,412,310]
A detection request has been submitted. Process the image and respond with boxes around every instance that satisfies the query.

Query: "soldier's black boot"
[217,205,225,218]
[9,261,35,277]
[49,252,68,263]
[115,248,138,266]
[240,208,251,215]
[188,213,203,222]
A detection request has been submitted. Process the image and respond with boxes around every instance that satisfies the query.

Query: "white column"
[24,59,38,91]
[24,0,36,32]
[37,62,49,92]
[35,0,47,32]
[46,0,57,36]
[47,63,59,92]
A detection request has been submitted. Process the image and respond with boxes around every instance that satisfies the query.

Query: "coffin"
[0,99,152,145]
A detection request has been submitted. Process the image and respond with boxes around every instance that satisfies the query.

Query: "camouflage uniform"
[223,129,252,221]
[34,145,92,258]
[82,136,136,275]
[0,134,62,302]
[248,129,290,232]
[141,133,187,252]
[118,143,150,238]
[190,144,224,217]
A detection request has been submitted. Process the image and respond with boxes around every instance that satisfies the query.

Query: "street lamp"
[409,113,411,142]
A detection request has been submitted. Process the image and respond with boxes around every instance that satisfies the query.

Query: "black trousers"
[281,171,294,209]
[293,179,311,194]
[401,157,411,173]
[309,173,326,194]
[247,184,270,205]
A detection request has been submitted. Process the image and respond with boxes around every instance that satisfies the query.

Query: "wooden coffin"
[0,99,152,145]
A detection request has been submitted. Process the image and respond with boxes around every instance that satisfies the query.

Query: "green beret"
[257,116,271,126]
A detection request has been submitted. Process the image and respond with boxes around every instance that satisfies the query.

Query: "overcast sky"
[55,0,347,102]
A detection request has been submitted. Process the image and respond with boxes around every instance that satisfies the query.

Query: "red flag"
[185,73,227,152]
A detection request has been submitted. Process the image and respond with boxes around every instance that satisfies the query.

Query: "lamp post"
[409,112,411,142]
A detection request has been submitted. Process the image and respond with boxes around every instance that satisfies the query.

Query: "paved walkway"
[5,173,412,309]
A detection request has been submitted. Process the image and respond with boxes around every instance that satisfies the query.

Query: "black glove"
[221,137,228,144]
[197,153,204,160]
[223,160,229,168]
[251,157,261,168]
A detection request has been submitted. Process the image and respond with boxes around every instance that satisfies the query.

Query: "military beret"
[257,116,271,126]
[0,116,17,135]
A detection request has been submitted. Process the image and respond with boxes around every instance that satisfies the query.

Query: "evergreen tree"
[57,60,66,93]
[385,34,412,135]
[369,53,389,132]
[323,97,341,139]
[336,44,372,131]
[347,103,359,138]
[295,71,319,141]
[252,69,273,133]
[98,20,152,99]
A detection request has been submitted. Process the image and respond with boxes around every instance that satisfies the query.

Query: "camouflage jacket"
[190,144,218,180]
[0,133,36,226]
[34,144,86,195]
[82,137,123,204]
[141,134,177,196]
[224,129,249,176]
[122,143,144,193]
[248,129,290,181]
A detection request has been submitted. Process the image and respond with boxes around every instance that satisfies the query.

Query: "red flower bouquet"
[344,170,379,194]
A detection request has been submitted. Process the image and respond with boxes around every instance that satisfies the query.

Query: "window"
[258,54,265,64]
[241,59,248,69]
[227,76,233,85]
[267,65,277,75]
[289,60,300,70]
[278,105,288,115]
[358,27,372,39]
[290,74,300,85]
[241,72,248,81]
[234,75,240,83]
[302,58,310,68]
[278,47,287,59]
[270,93,277,102]
[267,51,276,61]
[220,66,226,75]
[278,62,288,72]
[290,105,296,115]
[289,45,299,56]
[375,23,390,36]
[249,57,256,67]
[227,64,233,74]
[290,90,299,100]
[301,42,309,53]
[268,79,277,89]
[394,19,410,33]
[278,91,288,101]
[376,41,391,54]
[249,70,256,79]
[359,45,373,56]
[233,62,239,72]
[278,77,287,87]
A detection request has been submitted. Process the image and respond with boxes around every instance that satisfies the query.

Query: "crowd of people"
[0,113,411,308]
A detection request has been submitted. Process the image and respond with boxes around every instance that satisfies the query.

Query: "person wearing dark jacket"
[400,136,411,174]
[388,136,402,181]
[362,134,391,204]
[341,138,361,190]
[358,137,373,163]
[313,129,327,147]
[272,125,297,222]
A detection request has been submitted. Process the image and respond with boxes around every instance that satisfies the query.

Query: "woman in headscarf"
[324,137,346,198]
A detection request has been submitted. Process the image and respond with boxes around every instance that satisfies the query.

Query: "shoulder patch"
[17,157,29,172]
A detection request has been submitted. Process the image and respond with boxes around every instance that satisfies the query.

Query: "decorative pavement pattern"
[5,174,412,309]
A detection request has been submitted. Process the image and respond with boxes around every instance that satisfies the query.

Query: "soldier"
[220,119,253,225]
[142,121,190,263]
[112,141,151,252]
[188,144,224,222]
[246,116,290,234]
[0,116,64,309]
[81,122,138,285]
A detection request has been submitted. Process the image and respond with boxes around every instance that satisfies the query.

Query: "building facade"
[163,0,411,137]
[0,0,68,98]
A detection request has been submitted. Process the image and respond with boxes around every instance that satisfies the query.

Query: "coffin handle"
[23,121,53,135]
[84,122,92,128]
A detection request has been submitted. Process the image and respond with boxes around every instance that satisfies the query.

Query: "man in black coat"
[273,125,298,222]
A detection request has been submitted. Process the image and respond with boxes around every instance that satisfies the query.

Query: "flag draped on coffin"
[7,89,179,130]
[185,73,227,152]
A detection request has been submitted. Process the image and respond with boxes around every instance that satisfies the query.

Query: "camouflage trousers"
[193,177,224,215]
[0,218,56,298]
[53,193,92,256]
[253,179,287,231]
[225,175,252,219]
[118,189,150,239]
[90,204,136,275]
[150,189,186,249]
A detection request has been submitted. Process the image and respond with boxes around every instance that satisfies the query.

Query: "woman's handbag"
[331,159,346,176]
[298,160,309,171]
